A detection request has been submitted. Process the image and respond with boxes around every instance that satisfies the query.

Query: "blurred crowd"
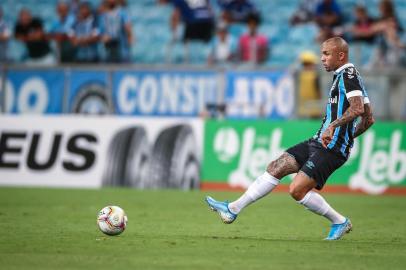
[0,0,133,64]
[0,0,405,67]
[0,0,268,65]
[291,0,406,68]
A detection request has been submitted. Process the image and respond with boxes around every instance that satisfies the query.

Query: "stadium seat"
[1,0,403,65]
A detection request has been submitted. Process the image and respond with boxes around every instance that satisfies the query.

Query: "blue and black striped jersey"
[314,63,370,158]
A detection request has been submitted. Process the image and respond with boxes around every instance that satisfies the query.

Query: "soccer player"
[205,37,375,240]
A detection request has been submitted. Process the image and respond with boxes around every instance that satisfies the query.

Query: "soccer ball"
[97,206,128,236]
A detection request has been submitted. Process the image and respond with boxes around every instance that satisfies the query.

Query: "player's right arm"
[354,102,375,138]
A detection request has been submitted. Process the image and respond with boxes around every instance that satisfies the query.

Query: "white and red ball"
[97,206,127,235]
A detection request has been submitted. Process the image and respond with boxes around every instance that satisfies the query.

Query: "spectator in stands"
[99,0,133,62]
[0,7,11,63]
[350,5,377,44]
[14,8,55,65]
[315,0,342,28]
[49,1,76,63]
[69,2,100,63]
[238,12,269,65]
[378,0,401,25]
[218,0,257,24]
[216,0,257,39]
[297,51,322,119]
[369,0,405,67]
[315,0,342,42]
[290,0,320,26]
[207,22,236,65]
[160,0,215,43]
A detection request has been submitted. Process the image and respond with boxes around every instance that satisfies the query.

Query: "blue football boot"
[205,196,237,224]
[325,218,352,240]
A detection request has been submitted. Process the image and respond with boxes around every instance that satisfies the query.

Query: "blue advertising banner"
[5,70,64,114]
[2,69,295,118]
[112,71,217,116]
[68,70,110,114]
[225,71,295,119]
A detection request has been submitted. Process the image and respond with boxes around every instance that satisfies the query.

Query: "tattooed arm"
[354,103,375,138]
[321,96,364,148]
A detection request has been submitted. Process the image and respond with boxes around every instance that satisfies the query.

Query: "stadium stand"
[0,0,405,67]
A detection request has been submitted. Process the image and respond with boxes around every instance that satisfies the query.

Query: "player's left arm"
[353,102,375,138]
[330,96,365,128]
[321,96,364,147]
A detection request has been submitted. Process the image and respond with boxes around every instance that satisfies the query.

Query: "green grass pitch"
[1,187,405,270]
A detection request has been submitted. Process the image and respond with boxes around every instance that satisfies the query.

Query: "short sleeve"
[342,68,363,99]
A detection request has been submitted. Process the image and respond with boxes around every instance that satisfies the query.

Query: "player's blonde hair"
[323,37,349,54]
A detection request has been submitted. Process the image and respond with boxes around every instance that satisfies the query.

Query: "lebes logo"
[349,130,406,194]
[209,124,406,194]
[213,127,240,163]
[213,127,286,188]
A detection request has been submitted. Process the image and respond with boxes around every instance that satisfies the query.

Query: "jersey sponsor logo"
[329,96,338,104]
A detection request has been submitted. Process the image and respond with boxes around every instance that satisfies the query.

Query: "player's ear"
[338,52,345,61]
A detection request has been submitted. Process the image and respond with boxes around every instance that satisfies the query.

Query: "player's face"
[321,42,340,72]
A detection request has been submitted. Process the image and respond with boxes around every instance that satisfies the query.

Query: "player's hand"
[321,125,335,148]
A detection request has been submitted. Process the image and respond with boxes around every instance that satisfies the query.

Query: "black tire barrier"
[70,83,112,115]
[148,124,200,190]
[102,127,150,187]
[103,124,200,190]
[122,127,150,188]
